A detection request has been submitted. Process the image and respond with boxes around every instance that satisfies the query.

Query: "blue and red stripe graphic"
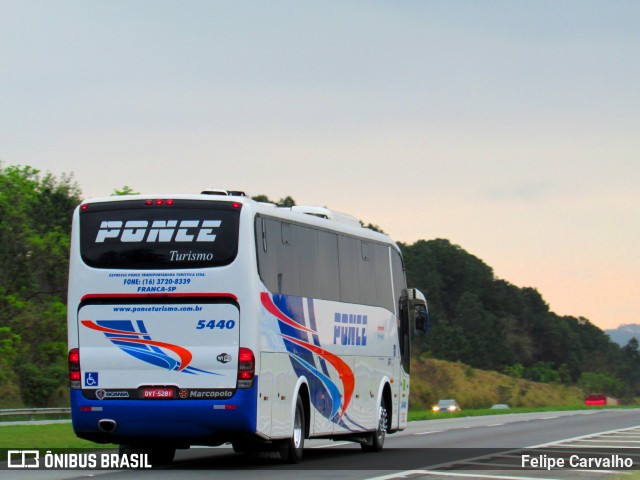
[260,292,355,422]
[82,320,219,375]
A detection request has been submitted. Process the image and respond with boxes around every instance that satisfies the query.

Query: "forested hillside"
[401,240,640,400]
[0,164,638,407]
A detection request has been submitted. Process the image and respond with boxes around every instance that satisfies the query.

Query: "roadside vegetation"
[0,423,109,449]
[410,358,586,411]
[0,162,639,409]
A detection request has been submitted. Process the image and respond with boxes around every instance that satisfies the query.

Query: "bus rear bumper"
[70,387,258,446]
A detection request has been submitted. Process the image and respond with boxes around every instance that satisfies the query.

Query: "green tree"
[16,363,66,407]
[111,185,139,196]
[251,194,272,203]
[251,194,297,207]
[578,371,624,397]
[504,363,524,378]
[524,362,560,383]
[278,195,296,207]
[0,163,81,406]
[617,337,640,397]
[361,223,385,233]
[0,327,22,404]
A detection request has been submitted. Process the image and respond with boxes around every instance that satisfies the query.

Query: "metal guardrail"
[0,407,70,417]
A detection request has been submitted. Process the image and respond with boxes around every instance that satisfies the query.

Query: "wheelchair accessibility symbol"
[85,372,99,387]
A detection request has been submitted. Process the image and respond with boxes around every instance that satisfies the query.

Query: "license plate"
[141,387,174,399]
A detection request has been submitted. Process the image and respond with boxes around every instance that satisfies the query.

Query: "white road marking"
[368,423,640,480]
[368,470,562,480]
[310,441,351,448]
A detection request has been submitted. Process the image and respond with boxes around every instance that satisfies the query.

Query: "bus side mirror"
[414,303,429,335]
[403,288,429,335]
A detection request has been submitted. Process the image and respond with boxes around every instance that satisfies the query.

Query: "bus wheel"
[280,395,305,463]
[119,445,176,466]
[361,397,387,452]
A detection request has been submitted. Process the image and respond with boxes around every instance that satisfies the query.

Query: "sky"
[1,1,638,330]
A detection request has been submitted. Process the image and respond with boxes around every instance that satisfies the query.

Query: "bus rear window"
[80,200,241,269]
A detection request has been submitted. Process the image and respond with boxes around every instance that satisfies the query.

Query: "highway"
[3,408,639,480]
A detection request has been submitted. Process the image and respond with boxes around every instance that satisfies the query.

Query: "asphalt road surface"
[3,408,639,480]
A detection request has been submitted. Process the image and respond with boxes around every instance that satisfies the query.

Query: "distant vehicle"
[432,399,461,413]
[584,394,606,406]
[584,394,619,406]
[490,404,510,410]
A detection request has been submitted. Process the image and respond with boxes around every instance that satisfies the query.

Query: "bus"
[67,190,428,464]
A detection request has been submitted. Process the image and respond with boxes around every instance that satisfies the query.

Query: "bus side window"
[317,231,340,301]
[390,250,407,316]
[357,241,376,306]
[256,217,280,293]
[281,222,292,245]
[338,235,359,304]
[297,225,320,299]
[278,222,299,296]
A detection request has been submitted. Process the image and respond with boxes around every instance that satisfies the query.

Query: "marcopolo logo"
[178,388,234,399]
[95,220,222,244]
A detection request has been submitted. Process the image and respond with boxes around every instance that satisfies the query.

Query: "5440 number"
[196,319,236,330]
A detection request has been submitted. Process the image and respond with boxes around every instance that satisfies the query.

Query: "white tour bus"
[67,190,428,463]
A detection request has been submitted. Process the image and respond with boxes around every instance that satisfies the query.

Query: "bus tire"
[280,395,305,463]
[361,396,388,452]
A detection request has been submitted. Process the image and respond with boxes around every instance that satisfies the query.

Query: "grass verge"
[0,423,114,449]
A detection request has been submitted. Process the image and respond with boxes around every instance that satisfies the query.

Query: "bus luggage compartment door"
[77,300,240,395]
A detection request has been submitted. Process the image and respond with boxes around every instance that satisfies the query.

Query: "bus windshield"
[79,199,241,269]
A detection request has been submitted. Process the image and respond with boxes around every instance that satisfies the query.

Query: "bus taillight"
[237,347,255,389]
[69,348,81,389]
[144,199,175,206]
